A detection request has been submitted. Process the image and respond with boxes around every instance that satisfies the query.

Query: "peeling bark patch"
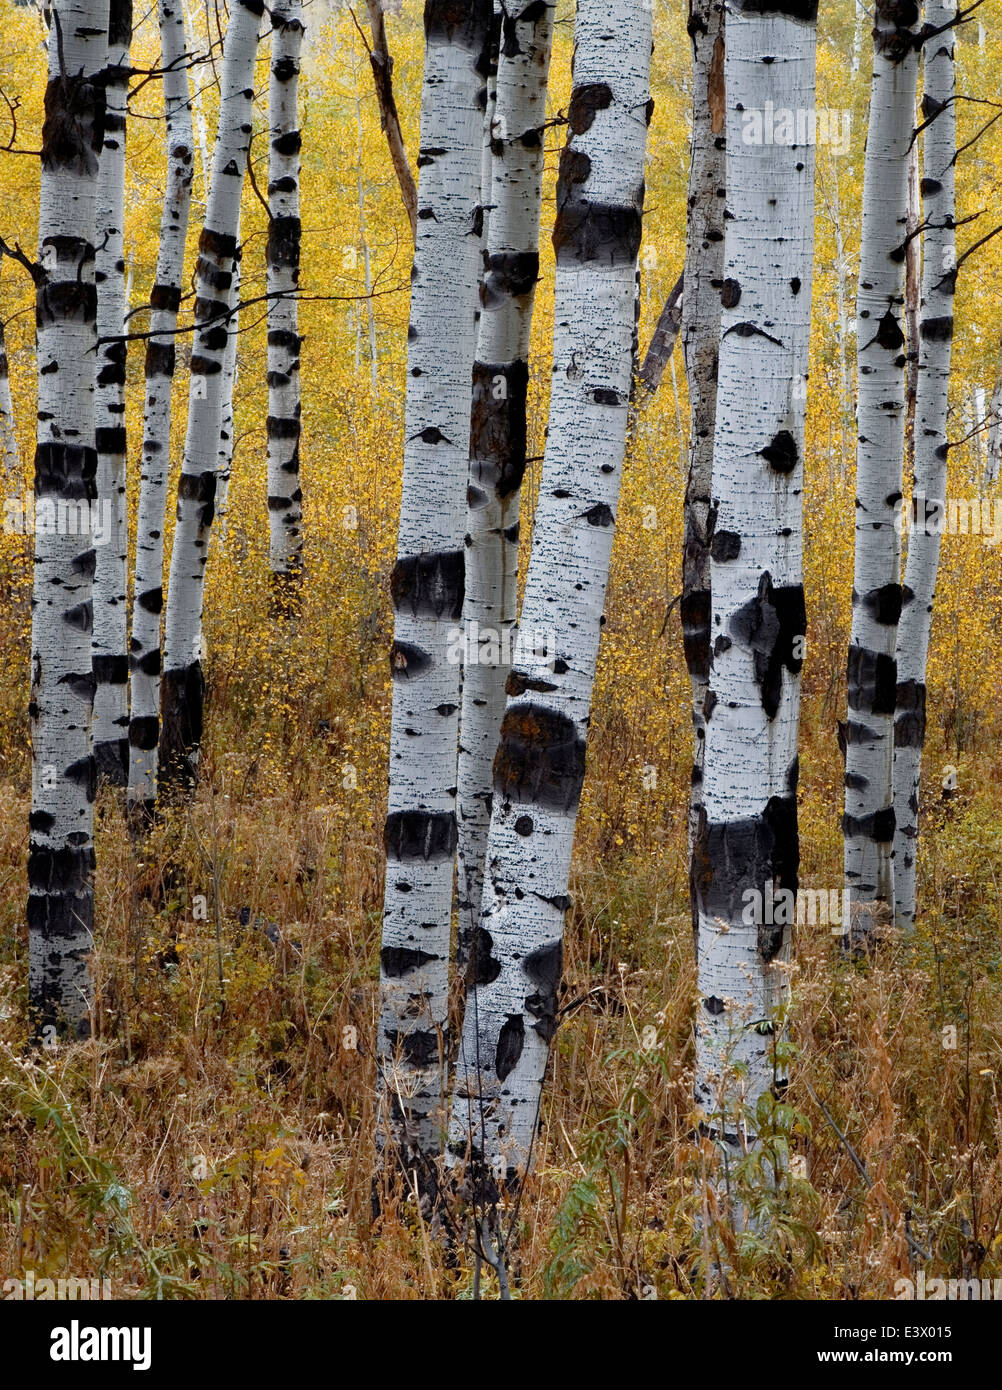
[384,809,458,863]
[729,575,806,719]
[494,1013,524,1081]
[493,703,587,812]
[390,549,465,619]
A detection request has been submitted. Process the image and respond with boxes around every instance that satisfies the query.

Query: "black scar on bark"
[567,83,613,134]
[552,146,643,268]
[760,429,798,474]
[845,718,879,745]
[37,280,98,328]
[581,502,614,527]
[384,810,458,863]
[469,927,502,985]
[271,129,302,158]
[894,679,926,748]
[505,670,557,696]
[93,654,128,684]
[150,281,182,313]
[424,0,493,52]
[129,715,159,751]
[514,815,534,835]
[733,0,818,17]
[389,640,432,680]
[57,670,96,703]
[470,359,529,500]
[381,945,438,977]
[34,442,98,501]
[703,995,725,1015]
[131,648,160,677]
[682,589,711,682]
[858,582,903,626]
[875,310,905,350]
[159,661,205,790]
[921,316,953,342]
[94,739,129,785]
[523,938,562,1042]
[692,796,799,963]
[729,574,806,720]
[847,644,897,716]
[843,806,896,844]
[267,215,301,273]
[40,69,105,181]
[189,355,222,376]
[64,756,97,800]
[145,341,175,377]
[177,468,217,528]
[95,427,126,456]
[481,251,539,308]
[844,770,868,791]
[493,703,587,813]
[384,1028,440,1069]
[720,278,741,308]
[710,530,741,562]
[391,550,465,621]
[495,1014,525,1081]
[136,586,162,615]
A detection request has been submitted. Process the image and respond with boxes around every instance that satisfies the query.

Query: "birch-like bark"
[0,272,18,480]
[682,0,725,866]
[843,0,921,945]
[454,0,554,969]
[893,1,956,931]
[376,0,493,1177]
[160,0,261,792]
[449,0,653,1185]
[692,0,816,1159]
[29,0,109,1035]
[91,0,132,785]
[127,0,194,820]
[214,226,239,535]
[266,0,304,587]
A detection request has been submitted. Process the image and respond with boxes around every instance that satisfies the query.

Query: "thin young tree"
[455,0,555,968]
[127,0,195,821]
[160,0,262,791]
[214,234,240,535]
[692,0,816,1163]
[449,0,653,1185]
[376,0,493,1180]
[0,276,18,481]
[266,0,304,592]
[28,0,109,1035]
[893,0,956,930]
[843,0,921,944]
[681,0,725,869]
[91,0,132,784]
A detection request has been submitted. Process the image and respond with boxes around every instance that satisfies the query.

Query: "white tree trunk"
[91,0,132,785]
[893,2,956,931]
[692,0,816,1162]
[448,0,653,1186]
[682,0,725,872]
[29,0,109,1035]
[127,0,194,820]
[266,0,304,586]
[0,264,18,480]
[376,0,494,1180]
[160,0,261,791]
[454,0,554,968]
[843,0,921,945]
[214,224,239,537]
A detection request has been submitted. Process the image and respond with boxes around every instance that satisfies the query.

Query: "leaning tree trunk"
[364,0,418,239]
[893,1,956,931]
[160,0,261,792]
[843,0,921,946]
[376,0,494,1183]
[127,0,194,821]
[692,0,816,1166]
[449,0,653,1186]
[682,0,726,894]
[266,0,305,592]
[454,0,554,970]
[28,0,109,1037]
[91,0,132,785]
